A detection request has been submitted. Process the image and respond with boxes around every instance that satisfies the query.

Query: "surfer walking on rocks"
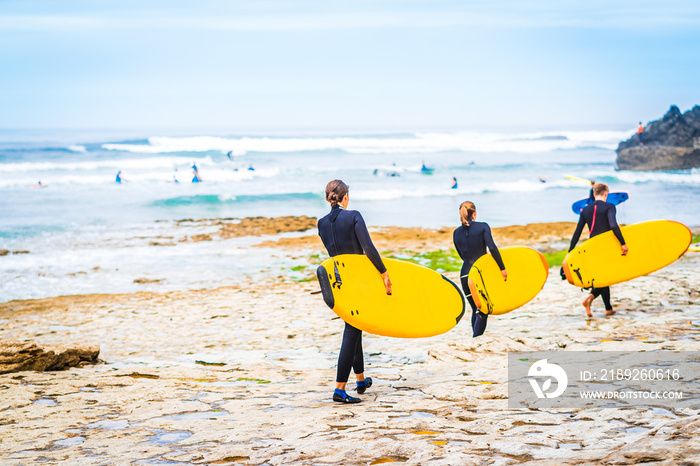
[453,201,507,337]
[317,179,392,404]
[568,183,628,318]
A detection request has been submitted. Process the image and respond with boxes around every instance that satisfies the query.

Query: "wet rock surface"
[171,216,319,243]
[256,222,582,254]
[1,255,699,464]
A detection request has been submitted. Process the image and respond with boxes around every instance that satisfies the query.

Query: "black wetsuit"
[318,205,386,383]
[569,200,626,310]
[453,222,505,337]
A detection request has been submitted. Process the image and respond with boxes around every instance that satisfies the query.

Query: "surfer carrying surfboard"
[568,183,628,318]
[317,179,392,404]
[453,201,507,337]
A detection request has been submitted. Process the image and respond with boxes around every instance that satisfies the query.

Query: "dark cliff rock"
[616,105,700,170]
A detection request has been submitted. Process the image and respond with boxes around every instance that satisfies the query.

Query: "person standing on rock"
[568,183,628,318]
[452,201,507,338]
[637,122,644,145]
[317,179,392,404]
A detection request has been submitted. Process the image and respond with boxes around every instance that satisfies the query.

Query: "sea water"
[1,128,699,301]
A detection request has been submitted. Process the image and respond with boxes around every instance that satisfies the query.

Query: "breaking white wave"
[67,144,87,153]
[610,168,700,185]
[102,130,633,156]
[0,156,209,173]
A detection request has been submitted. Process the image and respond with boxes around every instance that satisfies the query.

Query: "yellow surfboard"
[467,246,549,315]
[563,220,691,288]
[316,255,465,338]
[689,243,700,252]
[566,175,592,185]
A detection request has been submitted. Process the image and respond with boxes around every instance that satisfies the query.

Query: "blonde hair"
[459,201,476,226]
[325,179,349,206]
[593,183,609,196]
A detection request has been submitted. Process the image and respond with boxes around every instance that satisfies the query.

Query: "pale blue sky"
[1,0,699,131]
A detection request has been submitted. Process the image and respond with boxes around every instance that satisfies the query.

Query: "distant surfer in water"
[567,183,628,318]
[453,201,507,337]
[317,179,392,404]
[115,171,122,184]
[451,177,458,189]
[191,162,202,182]
[588,179,595,202]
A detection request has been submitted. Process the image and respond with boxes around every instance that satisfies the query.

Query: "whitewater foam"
[0,156,208,173]
[67,144,87,153]
[4,127,699,302]
[101,130,633,156]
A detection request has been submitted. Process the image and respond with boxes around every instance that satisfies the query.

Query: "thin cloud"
[1,3,700,33]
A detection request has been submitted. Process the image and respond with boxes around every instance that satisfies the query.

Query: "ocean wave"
[351,179,580,200]
[101,130,632,156]
[150,192,322,207]
[0,165,279,188]
[605,169,700,185]
[0,155,214,173]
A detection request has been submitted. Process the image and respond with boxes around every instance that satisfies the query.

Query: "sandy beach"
[1,217,700,465]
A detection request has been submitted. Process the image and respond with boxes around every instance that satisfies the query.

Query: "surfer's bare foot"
[582,295,593,318]
[605,309,616,317]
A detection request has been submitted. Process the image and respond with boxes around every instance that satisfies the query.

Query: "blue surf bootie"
[356,377,372,394]
[333,388,361,404]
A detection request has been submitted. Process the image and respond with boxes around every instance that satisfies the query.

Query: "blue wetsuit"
[453,222,505,337]
[318,205,386,383]
[569,200,626,310]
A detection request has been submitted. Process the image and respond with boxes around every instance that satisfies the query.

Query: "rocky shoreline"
[1,219,700,464]
[617,105,700,171]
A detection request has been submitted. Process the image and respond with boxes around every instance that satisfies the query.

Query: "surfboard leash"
[474,267,494,315]
[333,261,343,289]
[329,216,343,289]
